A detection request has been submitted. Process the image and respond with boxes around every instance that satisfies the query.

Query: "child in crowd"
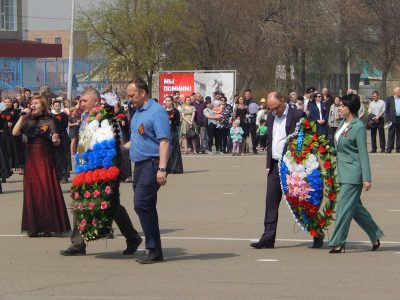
[230,119,244,156]
[257,119,268,152]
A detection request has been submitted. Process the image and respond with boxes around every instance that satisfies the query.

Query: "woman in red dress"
[13,96,71,237]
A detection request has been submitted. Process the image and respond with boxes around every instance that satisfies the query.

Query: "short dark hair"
[128,77,149,94]
[173,90,180,95]
[24,88,31,93]
[205,97,212,104]
[341,94,360,115]
[372,91,380,96]
[244,88,252,93]
[260,119,266,125]
[53,100,62,106]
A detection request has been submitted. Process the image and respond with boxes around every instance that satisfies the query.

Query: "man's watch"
[158,167,167,173]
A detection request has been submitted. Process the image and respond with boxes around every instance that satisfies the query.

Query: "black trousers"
[387,118,400,152]
[219,127,229,152]
[370,117,385,151]
[260,160,282,245]
[249,123,258,152]
[259,135,267,148]
[69,204,140,250]
[207,124,221,151]
[133,158,162,253]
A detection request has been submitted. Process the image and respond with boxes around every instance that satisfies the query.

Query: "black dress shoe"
[136,249,163,264]
[329,245,345,253]
[123,237,142,255]
[312,236,324,248]
[59,247,86,256]
[250,240,274,249]
[369,150,377,153]
[372,239,380,251]
[386,150,392,153]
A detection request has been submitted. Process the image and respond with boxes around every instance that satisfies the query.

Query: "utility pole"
[67,0,75,100]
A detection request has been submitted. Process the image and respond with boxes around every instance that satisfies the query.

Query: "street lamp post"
[67,0,75,100]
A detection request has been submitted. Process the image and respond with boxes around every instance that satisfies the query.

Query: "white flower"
[102,92,118,106]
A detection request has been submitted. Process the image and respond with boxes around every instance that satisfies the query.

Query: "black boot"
[312,236,324,248]
[113,205,142,254]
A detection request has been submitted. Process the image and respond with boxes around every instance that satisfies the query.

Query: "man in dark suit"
[385,87,400,153]
[250,91,324,249]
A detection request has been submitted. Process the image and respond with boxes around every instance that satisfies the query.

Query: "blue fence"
[0,58,109,94]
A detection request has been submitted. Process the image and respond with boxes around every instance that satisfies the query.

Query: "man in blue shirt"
[128,78,170,264]
[385,86,400,153]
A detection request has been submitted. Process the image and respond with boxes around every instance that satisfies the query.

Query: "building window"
[0,0,17,31]
[35,38,42,43]
[55,37,62,44]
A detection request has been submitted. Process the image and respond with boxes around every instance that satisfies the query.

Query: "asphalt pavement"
[0,152,399,300]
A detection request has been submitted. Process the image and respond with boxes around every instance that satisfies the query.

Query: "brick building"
[27,30,88,59]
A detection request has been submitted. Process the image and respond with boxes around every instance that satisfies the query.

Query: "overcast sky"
[27,0,95,30]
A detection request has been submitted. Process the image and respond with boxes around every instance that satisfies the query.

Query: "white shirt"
[272,104,289,160]
[303,97,310,115]
[335,122,349,144]
[368,99,385,118]
[316,102,322,120]
[256,109,267,126]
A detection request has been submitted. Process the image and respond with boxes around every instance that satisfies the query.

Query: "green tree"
[77,0,198,95]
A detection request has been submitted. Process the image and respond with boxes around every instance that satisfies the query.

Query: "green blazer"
[334,117,371,184]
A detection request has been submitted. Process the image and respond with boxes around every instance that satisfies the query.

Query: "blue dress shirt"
[130,99,170,162]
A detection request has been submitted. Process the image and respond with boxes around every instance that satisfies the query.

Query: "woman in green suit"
[329,94,383,253]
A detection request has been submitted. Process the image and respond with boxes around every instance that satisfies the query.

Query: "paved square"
[0,154,399,299]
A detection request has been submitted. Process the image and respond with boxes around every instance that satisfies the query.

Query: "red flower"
[77,203,83,210]
[84,191,91,198]
[304,119,310,129]
[74,192,80,199]
[105,186,112,194]
[1,114,4,119]
[101,201,108,209]
[319,219,326,227]
[313,133,318,142]
[326,177,333,186]
[88,202,95,210]
[5,115,11,121]
[310,229,318,237]
[326,209,333,217]
[93,190,100,198]
[92,219,97,227]
[117,113,125,119]
[55,115,62,121]
[328,193,336,201]
[79,219,87,231]
[318,144,326,154]
[323,160,331,169]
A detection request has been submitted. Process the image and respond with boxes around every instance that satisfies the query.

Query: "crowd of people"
[0,81,397,259]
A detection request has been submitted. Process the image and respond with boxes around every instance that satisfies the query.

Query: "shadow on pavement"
[163,247,239,262]
[182,170,209,174]
[1,190,23,194]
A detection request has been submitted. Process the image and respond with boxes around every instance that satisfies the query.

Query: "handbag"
[186,124,198,139]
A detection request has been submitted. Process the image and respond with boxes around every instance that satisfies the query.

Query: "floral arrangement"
[279,118,339,237]
[70,106,120,241]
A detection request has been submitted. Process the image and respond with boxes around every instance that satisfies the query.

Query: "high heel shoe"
[329,245,345,253]
[372,239,380,251]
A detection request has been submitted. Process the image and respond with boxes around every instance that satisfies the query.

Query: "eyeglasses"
[316,95,322,98]
[221,99,227,102]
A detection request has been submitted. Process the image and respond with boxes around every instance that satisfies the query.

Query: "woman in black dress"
[0,97,22,172]
[233,96,249,154]
[164,96,183,174]
[12,96,71,237]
